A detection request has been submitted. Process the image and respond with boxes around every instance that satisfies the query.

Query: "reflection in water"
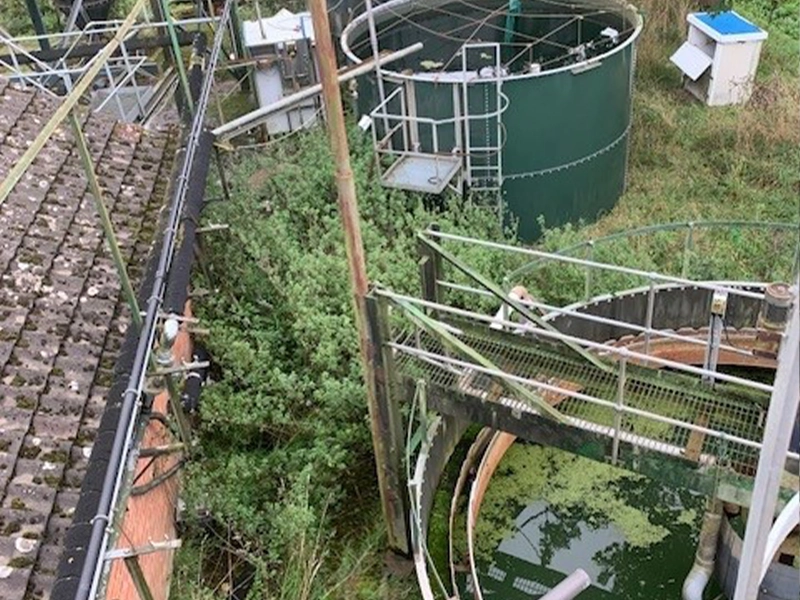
[466,444,707,600]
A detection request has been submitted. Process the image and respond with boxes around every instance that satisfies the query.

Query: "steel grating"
[392,320,767,475]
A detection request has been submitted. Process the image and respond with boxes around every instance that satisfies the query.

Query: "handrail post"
[419,223,443,309]
[643,278,656,363]
[682,222,695,278]
[365,293,411,554]
[612,353,627,465]
[584,241,595,301]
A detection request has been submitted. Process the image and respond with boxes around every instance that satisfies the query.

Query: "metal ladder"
[461,43,504,204]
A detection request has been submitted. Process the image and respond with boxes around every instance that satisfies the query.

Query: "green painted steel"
[501,43,635,239]
[343,0,641,242]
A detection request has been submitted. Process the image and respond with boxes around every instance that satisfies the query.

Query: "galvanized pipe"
[211,43,423,140]
[74,3,233,598]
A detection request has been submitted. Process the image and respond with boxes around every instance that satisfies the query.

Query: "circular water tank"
[342,0,643,240]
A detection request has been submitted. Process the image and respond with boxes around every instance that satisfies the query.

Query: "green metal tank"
[341,0,642,240]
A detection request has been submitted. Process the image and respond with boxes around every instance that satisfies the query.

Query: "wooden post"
[366,294,409,553]
[418,223,442,307]
[308,0,410,555]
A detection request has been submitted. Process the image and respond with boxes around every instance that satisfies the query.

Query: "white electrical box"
[670,11,767,106]
[242,9,320,135]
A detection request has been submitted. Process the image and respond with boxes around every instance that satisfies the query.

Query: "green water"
[464,444,708,600]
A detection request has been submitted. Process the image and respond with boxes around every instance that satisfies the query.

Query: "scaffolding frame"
[0,15,219,119]
[1,2,236,599]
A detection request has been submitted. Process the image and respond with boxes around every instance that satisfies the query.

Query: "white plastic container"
[670,10,767,106]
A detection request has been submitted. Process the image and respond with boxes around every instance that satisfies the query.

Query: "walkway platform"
[381,153,461,194]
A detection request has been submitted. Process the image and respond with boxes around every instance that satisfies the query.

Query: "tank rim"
[341,0,644,82]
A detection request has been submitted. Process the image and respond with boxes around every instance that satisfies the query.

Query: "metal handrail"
[74,3,233,599]
[436,279,758,358]
[426,228,769,301]
[380,290,800,468]
[505,220,800,283]
[376,289,773,393]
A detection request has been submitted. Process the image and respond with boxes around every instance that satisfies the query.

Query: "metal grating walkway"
[393,323,768,475]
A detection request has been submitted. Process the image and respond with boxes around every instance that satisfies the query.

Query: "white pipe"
[682,502,723,600]
[212,42,423,140]
[540,569,592,600]
[760,492,800,583]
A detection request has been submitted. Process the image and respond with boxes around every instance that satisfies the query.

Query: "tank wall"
[501,43,635,240]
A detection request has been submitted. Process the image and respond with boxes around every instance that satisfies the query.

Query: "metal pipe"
[212,42,424,140]
[161,0,195,116]
[69,111,142,330]
[24,0,51,51]
[734,287,800,600]
[682,500,723,600]
[504,221,799,283]
[426,229,767,301]
[73,3,233,598]
[540,569,592,600]
[364,0,389,137]
[309,0,409,555]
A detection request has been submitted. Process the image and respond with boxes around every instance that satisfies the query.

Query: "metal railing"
[377,288,799,472]
[72,3,233,598]
[504,221,800,302]
[369,80,510,191]
[379,227,800,479]
[1,16,218,119]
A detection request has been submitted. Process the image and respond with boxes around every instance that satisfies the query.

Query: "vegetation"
[172,1,797,599]
[4,0,796,598]
[174,130,509,599]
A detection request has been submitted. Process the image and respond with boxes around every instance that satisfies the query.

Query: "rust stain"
[105,302,194,600]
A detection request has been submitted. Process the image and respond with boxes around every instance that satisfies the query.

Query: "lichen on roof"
[0,78,175,600]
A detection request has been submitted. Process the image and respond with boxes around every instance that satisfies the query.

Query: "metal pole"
[212,43,423,140]
[124,556,155,600]
[74,5,232,597]
[702,291,727,386]
[69,112,143,331]
[612,354,626,465]
[308,0,410,555]
[161,0,195,116]
[24,0,51,51]
[0,0,149,206]
[733,287,799,600]
[364,0,388,133]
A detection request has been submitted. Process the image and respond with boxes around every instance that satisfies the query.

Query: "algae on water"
[475,444,688,559]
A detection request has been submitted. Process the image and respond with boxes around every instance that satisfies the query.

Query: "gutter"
[51,3,232,599]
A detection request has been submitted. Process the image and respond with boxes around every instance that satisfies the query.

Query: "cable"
[345,0,636,76]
